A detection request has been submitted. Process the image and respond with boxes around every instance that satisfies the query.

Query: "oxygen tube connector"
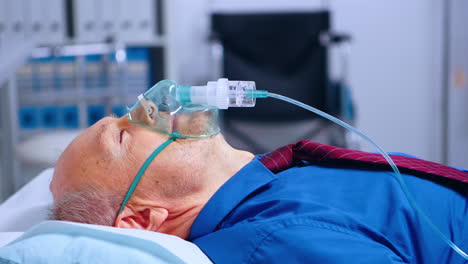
[178,78,268,109]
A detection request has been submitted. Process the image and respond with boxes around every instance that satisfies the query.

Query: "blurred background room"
[0,0,467,202]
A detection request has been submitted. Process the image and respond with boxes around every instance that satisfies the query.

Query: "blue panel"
[61,106,79,129]
[126,47,148,61]
[40,106,59,128]
[58,55,75,62]
[87,104,106,126]
[112,105,126,118]
[109,52,117,62]
[19,107,39,129]
[31,56,53,63]
[85,54,102,62]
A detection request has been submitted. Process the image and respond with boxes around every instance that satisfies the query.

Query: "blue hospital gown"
[188,156,467,264]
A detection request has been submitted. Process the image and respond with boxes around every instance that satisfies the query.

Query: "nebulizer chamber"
[188,78,258,108]
[127,78,467,259]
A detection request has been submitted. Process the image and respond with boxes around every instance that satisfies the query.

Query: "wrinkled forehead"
[51,142,77,200]
[50,129,101,201]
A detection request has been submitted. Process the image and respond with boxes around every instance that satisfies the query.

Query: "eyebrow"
[96,122,113,155]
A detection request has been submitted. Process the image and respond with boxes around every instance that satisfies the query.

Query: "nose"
[116,114,132,128]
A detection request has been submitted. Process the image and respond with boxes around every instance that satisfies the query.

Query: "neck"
[202,134,255,196]
[157,204,205,238]
[161,134,254,239]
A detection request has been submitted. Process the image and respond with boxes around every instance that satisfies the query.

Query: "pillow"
[0,221,212,263]
[0,169,53,232]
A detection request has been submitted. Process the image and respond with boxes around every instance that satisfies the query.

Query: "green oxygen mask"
[126,78,261,138]
[119,78,467,260]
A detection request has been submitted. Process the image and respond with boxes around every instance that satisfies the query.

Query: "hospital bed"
[0,169,212,263]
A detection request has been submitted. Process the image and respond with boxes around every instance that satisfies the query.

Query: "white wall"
[167,0,445,162]
[164,0,212,84]
[447,0,468,168]
[330,1,444,162]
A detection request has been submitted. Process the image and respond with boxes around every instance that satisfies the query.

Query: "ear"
[114,205,169,232]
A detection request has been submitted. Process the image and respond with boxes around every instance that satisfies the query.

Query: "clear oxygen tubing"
[264,92,468,260]
[117,132,181,216]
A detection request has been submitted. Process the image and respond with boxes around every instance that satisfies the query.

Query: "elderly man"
[50,116,467,264]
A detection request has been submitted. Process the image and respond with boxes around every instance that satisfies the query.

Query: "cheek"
[124,127,171,171]
[130,128,166,152]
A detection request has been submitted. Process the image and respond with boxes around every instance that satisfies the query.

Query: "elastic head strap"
[117,132,181,215]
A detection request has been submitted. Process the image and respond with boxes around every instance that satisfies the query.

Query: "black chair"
[211,11,352,153]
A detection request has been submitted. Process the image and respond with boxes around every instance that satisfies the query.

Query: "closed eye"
[119,129,125,144]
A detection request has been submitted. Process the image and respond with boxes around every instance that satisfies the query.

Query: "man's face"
[50,116,169,202]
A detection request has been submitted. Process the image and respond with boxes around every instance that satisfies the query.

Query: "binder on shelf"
[19,107,39,130]
[17,60,34,94]
[87,104,106,126]
[3,0,15,56]
[9,0,26,47]
[100,0,119,41]
[74,0,100,43]
[118,0,155,43]
[40,106,59,129]
[43,0,66,44]
[84,54,106,89]
[0,4,5,58]
[56,55,76,90]
[126,47,149,94]
[34,56,54,92]
[26,0,45,43]
[61,105,79,129]
[108,52,121,90]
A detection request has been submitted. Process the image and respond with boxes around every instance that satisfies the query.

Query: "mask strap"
[117,132,181,216]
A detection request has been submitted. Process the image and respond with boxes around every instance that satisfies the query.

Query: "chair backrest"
[211,11,330,122]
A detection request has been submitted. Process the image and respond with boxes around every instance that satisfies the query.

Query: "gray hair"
[50,186,125,226]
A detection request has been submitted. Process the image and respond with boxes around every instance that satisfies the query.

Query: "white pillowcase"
[0,168,53,232]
